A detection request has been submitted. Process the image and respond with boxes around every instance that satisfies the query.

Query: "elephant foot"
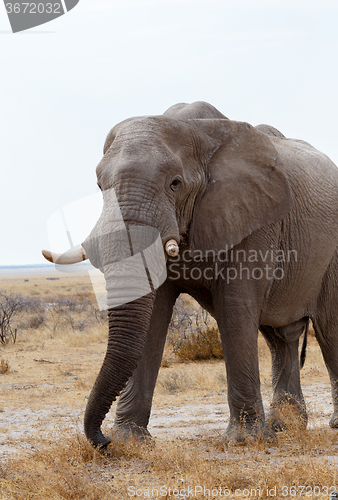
[112,424,154,445]
[329,414,338,428]
[222,420,277,446]
[266,400,308,432]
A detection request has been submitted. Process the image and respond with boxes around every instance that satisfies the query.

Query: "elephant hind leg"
[312,256,338,428]
[312,317,338,428]
[260,321,308,432]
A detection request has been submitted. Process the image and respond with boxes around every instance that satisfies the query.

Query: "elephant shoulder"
[255,124,286,139]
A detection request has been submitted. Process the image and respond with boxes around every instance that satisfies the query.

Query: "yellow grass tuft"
[0,359,10,374]
[1,426,338,499]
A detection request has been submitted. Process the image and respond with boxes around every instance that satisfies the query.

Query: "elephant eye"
[170,177,181,191]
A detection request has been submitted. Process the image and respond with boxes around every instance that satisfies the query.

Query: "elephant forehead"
[114,115,194,143]
[98,145,180,182]
[96,142,186,189]
[102,116,195,160]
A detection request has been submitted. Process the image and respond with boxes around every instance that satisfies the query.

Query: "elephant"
[42,100,338,450]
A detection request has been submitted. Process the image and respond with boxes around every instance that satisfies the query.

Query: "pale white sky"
[1,0,338,265]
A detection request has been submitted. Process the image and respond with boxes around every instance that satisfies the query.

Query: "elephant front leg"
[112,282,178,442]
[260,324,307,431]
[217,304,277,445]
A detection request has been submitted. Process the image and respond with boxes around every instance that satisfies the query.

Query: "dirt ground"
[0,332,335,458]
[1,272,338,499]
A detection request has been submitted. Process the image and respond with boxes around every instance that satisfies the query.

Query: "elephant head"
[42,102,293,449]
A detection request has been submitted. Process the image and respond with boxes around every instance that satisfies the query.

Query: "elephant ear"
[188,119,293,253]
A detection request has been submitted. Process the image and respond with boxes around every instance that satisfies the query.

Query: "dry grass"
[1,273,338,499]
[0,358,10,374]
[0,272,94,298]
[156,361,226,395]
[1,418,338,499]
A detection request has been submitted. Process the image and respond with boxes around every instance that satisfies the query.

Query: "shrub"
[19,313,46,329]
[17,295,44,313]
[0,291,21,343]
[173,326,223,361]
[0,291,48,342]
[168,297,223,361]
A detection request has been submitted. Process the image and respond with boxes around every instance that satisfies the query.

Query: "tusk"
[165,239,179,257]
[41,245,88,265]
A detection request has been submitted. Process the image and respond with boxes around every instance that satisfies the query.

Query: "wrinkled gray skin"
[81,101,338,449]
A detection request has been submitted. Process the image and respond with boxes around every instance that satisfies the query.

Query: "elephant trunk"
[84,292,155,449]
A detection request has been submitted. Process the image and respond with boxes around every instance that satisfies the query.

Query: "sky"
[1,0,338,265]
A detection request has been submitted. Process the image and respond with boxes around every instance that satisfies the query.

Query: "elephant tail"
[300,317,310,369]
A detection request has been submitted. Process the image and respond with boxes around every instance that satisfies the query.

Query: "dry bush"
[43,294,105,336]
[19,313,46,330]
[173,327,223,361]
[0,291,24,344]
[168,297,223,361]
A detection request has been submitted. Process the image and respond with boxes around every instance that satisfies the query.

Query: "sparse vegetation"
[1,414,338,499]
[168,296,223,361]
[0,273,337,499]
[156,362,226,394]
[0,288,107,343]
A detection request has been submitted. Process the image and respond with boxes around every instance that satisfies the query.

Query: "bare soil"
[0,339,335,459]
[1,273,338,499]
